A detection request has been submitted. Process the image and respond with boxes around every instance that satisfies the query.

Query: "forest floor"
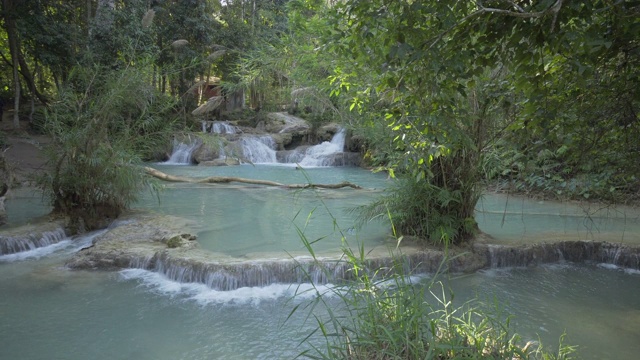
[0,110,50,187]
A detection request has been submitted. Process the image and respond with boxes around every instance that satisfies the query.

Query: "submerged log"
[143,166,363,189]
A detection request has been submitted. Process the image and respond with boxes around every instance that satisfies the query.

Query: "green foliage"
[294,241,573,359]
[291,183,573,360]
[309,0,640,243]
[37,64,179,232]
[358,174,479,245]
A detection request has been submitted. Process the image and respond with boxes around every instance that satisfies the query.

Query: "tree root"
[143,166,363,189]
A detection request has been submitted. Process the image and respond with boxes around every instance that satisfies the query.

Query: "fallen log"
[143,166,363,189]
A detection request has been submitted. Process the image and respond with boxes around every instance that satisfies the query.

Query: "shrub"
[294,243,576,360]
[37,64,179,232]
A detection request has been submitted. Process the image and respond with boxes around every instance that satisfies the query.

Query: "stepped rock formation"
[61,213,640,291]
[167,113,362,166]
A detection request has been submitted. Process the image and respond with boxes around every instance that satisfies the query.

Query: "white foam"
[597,263,620,270]
[298,129,346,167]
[0,228,106,263]
[0,239,72,262]
[375,274,429,289]
[119,268,335,305]
[164,140,199,165]
[597,262,640,275]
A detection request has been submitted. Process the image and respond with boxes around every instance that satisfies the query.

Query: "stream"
[1,153,640,358]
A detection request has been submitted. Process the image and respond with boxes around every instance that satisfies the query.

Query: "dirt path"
[1,110,49,186]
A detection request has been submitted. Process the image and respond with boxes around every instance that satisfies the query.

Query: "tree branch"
[143,166,364,190]
[427,0,564,50]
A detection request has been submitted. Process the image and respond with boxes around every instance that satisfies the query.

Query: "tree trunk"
[3,0,20,128]
[2,0,48,119]
[143,167,364,189]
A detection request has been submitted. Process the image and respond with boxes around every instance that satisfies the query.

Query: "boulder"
[260,112,310,136]
[346,134,366,153]
[167,233,197,248]
[270,133,293,149]
[192,143,221,163]
[324,152,362,167]
[315,123,341,142]
[276,148,307,163]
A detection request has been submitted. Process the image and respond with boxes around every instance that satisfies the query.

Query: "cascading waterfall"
[201,121,240,134]
[165,139,200,165]
[240,136,277,163]
[117,240,640,293]
[0,227,67,255]
[236,128,348,166]
[287,129,346,167]
[123,250,447,291]
[483,241,640,269]
[211,121,239,134]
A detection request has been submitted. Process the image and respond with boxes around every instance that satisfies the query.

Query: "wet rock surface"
[65,213,197,270]
[0,218,67,255]
[186,114,362,166]
[8,211,639,290]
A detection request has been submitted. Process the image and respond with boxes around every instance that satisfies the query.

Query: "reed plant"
[38,63,179,232]
[290,187,575,359]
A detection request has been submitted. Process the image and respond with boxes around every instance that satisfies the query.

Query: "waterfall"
[201,121,240,134]
[298,128,347,167]
[483,241,640,270]
[123,250,449,291]
[211,121,239,134]
[0,227,67,255]
[165,139,199,165]
[129,253,350,291]
[240,136,277,163]
[233,128,349,166]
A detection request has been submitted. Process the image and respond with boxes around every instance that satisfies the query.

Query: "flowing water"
[2,162,640,359]
[171,126,351,167]
[165,138,201,165]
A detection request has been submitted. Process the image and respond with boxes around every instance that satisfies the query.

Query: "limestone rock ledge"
[66,213,198,270]
[0,218,67,255]
[63,212,640,291]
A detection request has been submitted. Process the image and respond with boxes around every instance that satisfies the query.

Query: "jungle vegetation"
[1,1,636,358]
[0,0,636,239]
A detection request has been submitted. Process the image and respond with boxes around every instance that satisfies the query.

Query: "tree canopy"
[0,0,637,237]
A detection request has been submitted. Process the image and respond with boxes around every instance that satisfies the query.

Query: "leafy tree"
[323,1,639,242]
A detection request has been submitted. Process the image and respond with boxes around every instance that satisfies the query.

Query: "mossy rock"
[167,233,197,248]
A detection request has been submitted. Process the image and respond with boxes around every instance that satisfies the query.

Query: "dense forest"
[0,0,638,238]
[0,1,638,358]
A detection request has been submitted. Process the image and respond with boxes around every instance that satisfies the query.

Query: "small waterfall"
[130,253,350,291]
[0,227,67,255]
[485,243,564,268]
[165,139,199,165]
[123,250,452,292]
[240,136,277,163]
[128,254,156,269]
[202,121,240,134]
[482,241,640,270]
[232,128,350,166]
[298,128,346,167]
[211,121,239,134]
[602,246,622,264]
